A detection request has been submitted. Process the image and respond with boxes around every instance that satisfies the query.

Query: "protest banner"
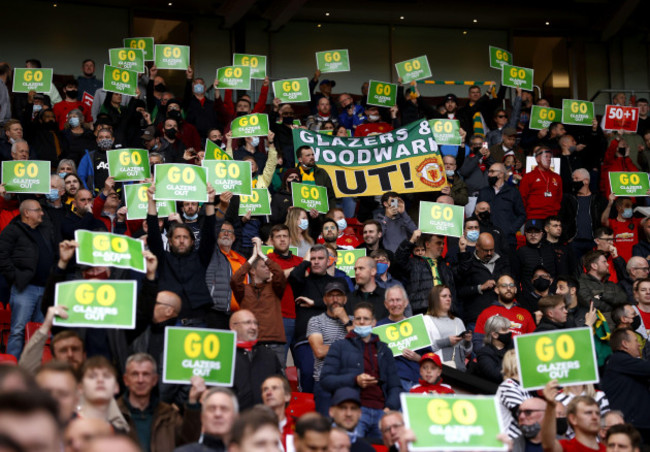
[515,327,599,390]
[204,139,232,160]
[107,149,150,181]
[401,394,506,451]
[109,48,145,73]
[418,202,464,238]
[373,314,432,357]
[366,80,397,107]
[609,172,650,197]
[1,160,50,194]
[292,183,328,214]
[529,106,562,130]
[163,327,236,386]
[395,56,432,83]
[273,78,311,103]
[429,119,461,146]
[12,68,53,93]
[562,99,595,126]
[202,160,252,196]
[489,46,512,70]
[154,164,208,202]
[154,45,189,70]
[53,281,136,329]
[103,65,137,96]
[316,49,351,73]
[75,230,146,273]
[238,189,271,215]
[216,66,251,90]
[233,53,267,79]
[231,113,270,138]
[124,183,176,220]
[292,119,445,197]
[124,37,154,60]
[501,64,534,90]
[335,249,365,278]
[604,105,640,132]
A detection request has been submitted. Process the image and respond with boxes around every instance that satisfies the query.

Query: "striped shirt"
[306,312,349,380]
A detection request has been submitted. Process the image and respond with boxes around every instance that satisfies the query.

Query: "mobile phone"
[457,330,470,337]
[390,198,398,208]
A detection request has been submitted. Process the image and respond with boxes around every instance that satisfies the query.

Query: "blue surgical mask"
[33,104,43,113]
[58,172,68,179]
[622,208,633,219]
[467,230,480,242]
[251,137,260,147]
[45,188,60,202]
[298,218,309,231]
[336,219,347,231]
[354,325,373,338]
[69,116,80,127]
[376,262,388,276]
[183,212,199,221]
[193,83,205,94]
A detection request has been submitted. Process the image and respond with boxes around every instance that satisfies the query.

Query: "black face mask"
[236,111,248,117]
[556,418,569,436]
[533,277,551,292]
[471,146,482,154]
[631,315,642,331]
[165,128,177,140]
[497,331,513,346]
[43,121,58,130]
[167,110,182,121]
[488,176,499,187]
[66,90,78,99]
[282,116,294,125]
[521,423,541,439]
[571,180,584,194]
[477,211,491,223]
[154,83,167,93]
[210,139,223,148]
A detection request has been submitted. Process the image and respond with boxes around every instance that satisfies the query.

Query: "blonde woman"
[285,207,313,257]
[497,349,532,439]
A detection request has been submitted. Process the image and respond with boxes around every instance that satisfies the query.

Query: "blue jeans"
[7,284,45,359]
[355,406,384,440]
[292,342,315,393]
[313,380,332,416]
[283,317,295,362]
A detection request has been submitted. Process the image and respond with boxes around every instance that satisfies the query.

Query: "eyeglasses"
[220,229,235,235]
[497,115,507,118]
[499,283,516,288]
[233,320,258,326]
[381,423,404,434]
[517,409,545,417]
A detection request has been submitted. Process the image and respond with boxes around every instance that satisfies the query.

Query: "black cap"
[320,79,336,87]
[524,219,543,232]
[324,281,347,295]
[141,126,156,141]
[445,93,458,103]
[331,387,360,406]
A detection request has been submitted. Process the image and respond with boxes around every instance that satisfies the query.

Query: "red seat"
[372,445,388,452]
[0,353,17,364]
[0,310,11,354]
[286,366,299,392]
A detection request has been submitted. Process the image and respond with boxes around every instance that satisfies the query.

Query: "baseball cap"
[324,281,347,295]
[534,148,552,157]
[524,219,543,232]
[320,79,336,87]
[331,387,361,406]
[141,126,156,141]
[419,352,442,367]
[444,94,458,103]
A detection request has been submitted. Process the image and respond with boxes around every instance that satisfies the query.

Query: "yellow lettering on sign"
[183,333,220,359]
[74,283,116,306]
[535,334,575,362]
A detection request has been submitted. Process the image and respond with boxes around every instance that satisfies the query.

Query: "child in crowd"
[409,352,455,395]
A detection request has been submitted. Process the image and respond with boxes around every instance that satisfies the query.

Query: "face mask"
[33,104,43,113]
[466,230,480,242]
[487,176,499,187]
[471,146,482,154]
[631,315,642,331]
[354,325,373,338]
[622,208,633,219]
[151,143,159,151]
[236,111,247,117]
[97,138,114,150]
[45,188,60,202]
[193,83,205,94]
[183,212,198,221]
[66,90,78,99]
[298,218,309,231]
[250,137,260,147]
[445,170,455,178]
[59,172,68,179]
[336,219,347,231]
[568,145,577,153]
[69,116,80,128]
[165,128,177,140]
[210,139,223,148]
[154,83,167,93]
[376,262,388,276]
[571,180,584,194]
[497,331,512,346]
[556,418,569,436]
[168,110,182,121]
[44,121,58,130]
[368,114,381,122]
[477,211,490,223]
[282,116,294,125]
[532,277,551,292]
[520,423,541,439]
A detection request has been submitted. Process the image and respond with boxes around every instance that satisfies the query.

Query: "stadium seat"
[0,310,11,353]
[0,353,17,364]
[285,366,299,392]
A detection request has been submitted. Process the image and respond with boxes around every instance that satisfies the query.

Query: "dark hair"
[544,215,561,227]
[25,59,42,68]
[549,122,563,133]
[353,302,375,319]
[82,59,96,65]
[464,215,480,225]
[322,218,338,231]
[532,265,551,276]
[296,145,312,159]
[80,355,117,379]
[606,424,642,450]
[594,226,614,239]
[51,330,84,353]
[0,434,25,452]
[270,224,290,238]
[295,413,332,438]
[582,250,606,271]
[0,64,10,77]
[167,222,195,244]
[230,407,279,445]
[36,360,79,382]
[380,191,399,206]
[611,304,633,327]
[426,285,454,318]
[609,328,634,351]
[362,219,382,232]
[261,375,292,400]
[538,295,565,314]
[556,274,579,291]
[0,391,60,429]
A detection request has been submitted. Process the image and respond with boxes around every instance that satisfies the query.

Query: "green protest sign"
[154,44,189,70]
[124,183,176,220]
[562,99,595,126]
[515,327,599,390]
[366,80,397,107]
[335,249,366,278]
[418,202,464,238]
[316,49,351,73]
[401,394,506,451]
[107,149,150,182]
[233,53,267,79]
[202,160,252,196]
[109,48,145,73]
[53,281,136,329]
[124,37,154,61]
[530,106,563,130]
[489,46,513,70]
[272,78,311,103]
[261,245,299,256]
[75,230,146,273]
[12,68,53,93]
[501,64,534,90]
[163,327,236,386]
[103,65,137,96]
[373,314,432,357]
[239,188,271,215]
[216,66,251,90]
[204,140,232,160]
[231,113,269,138]
[154,163,208,202]
[429,119,461,146]
[395,56,432,83]
[1,160,50,194]
[609,172,650,197]
[292,182,328,214]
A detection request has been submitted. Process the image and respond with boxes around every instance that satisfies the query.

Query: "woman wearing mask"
[57,159,77,178]
[476,315,513,383]
[423,285,472,371]
[62,109,95,165]
[285,207,314,257]
[271,168,301,225]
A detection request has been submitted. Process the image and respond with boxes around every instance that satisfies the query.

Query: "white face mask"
[368,114,380,121]
[336,218,347,231]
[250,137,260,147]
[298,218,309,231]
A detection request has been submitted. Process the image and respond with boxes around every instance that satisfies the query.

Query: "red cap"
[419,352,442,367]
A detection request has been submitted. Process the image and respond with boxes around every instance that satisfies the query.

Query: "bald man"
[346,256,387,319]
[620,257,650,301]
[61,188,106,240]
[230,310,282,410]
[477,163,526,249]
[472,201,511,256]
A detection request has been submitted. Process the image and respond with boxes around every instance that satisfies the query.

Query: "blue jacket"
[320,332,402,410]
[477,183,526,246]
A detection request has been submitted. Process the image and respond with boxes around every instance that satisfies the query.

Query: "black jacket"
[535,317,566,332]
[514,242,558,294]
[232,345,282,411]
[601,350,650,428]
[559,193,608,242]
[475,343,510,384]
[183,80,221,140]
[476,183,526,246]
